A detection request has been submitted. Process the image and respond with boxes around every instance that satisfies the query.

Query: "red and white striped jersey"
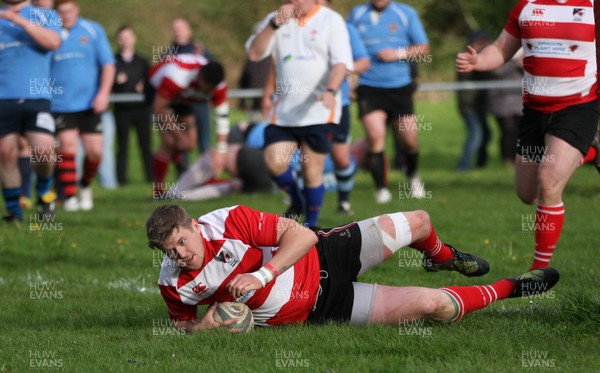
[148,53,227,106]
[505,0,598,112]
[157,205,321,326]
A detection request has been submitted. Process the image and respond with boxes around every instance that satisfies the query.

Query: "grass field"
[1,98,599,372]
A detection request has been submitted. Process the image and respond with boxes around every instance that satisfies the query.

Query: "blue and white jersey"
[348,2,428,88]
[0,5,61,99]
[51,17,114,112]
[341,22,369,106]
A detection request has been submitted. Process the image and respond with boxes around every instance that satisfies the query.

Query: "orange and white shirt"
[157,205,321,326]
[247,5,353,126]
[505,0,597,112]
[148,53,227,107]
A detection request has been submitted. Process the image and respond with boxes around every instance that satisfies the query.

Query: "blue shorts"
[263,124,333,154]
[332,105,350,144]
[0,99,55,136]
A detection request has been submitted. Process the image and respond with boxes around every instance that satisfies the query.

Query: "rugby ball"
[213,302,254,332]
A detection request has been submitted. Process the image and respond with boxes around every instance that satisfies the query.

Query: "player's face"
[370,0,391,11]
[32,0,53,9]
[56,2,79,29]
[161,220,205,271]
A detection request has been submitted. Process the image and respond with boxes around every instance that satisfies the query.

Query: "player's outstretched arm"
[174,303,241,333]
[456,30,521,73]
[226,218,317,299]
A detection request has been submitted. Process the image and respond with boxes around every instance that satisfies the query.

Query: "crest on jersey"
[388,23,398,32]
[531,9,545,17]
[569,44,579,53]
[192,282,208,295]
[573,8,585,21]
[80,36,89,45]
[216,248,238,266]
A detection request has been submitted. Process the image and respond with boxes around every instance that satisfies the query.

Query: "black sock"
[367,151,387,189]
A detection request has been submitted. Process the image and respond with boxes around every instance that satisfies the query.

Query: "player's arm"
[92,63,116,113]
[0,11,60,50]
[247,4,295,61]
[456,30,521,73]
[354,56,370,74]
[319,62,348,110]
[173,303,240,333]
[226,217,317,299]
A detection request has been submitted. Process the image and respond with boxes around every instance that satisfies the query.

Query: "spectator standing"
[113,25,152,184]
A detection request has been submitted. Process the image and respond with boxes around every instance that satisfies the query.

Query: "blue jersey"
[348,2,428,88]
[51,17,114,112]
[341,23,369,106]
[0,5,61,100]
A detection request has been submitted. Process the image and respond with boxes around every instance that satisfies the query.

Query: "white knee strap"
[380,212,412,254]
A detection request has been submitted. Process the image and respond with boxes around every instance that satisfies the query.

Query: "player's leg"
[173,114,197,152]
[351,267,559,325]
[357,84,390,203]
[264,125,302,218]
[528,135,585,269]
[299,135,328,229]
[80,132,103,211]
[358,210,489,277]
[331,105,356,214]
[356,210,489,277]
[0,133,22,221]
[55,112,80,211]
[173,152,216,192]
[361,110,390,203]
[134,109,153,182]
[17,136,33,208]
[23,102,56,219]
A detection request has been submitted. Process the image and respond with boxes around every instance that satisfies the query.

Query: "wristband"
[216,142,228,153]
[269,17,280,30]
[264,262,279,277]
[326,88,338,95]
[249,266,275,288]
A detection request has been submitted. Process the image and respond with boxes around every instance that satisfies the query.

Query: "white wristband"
[249,266,275,288]
[216,142,228,153]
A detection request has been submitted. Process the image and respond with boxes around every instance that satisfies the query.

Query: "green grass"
[2,98,600,372]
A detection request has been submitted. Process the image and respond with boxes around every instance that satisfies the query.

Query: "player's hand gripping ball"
[213,302,254,332]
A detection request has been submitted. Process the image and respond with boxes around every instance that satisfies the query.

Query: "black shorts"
[263,124,333,154]
[357,84,414,119]
[306,222,362,324]
[517,100,600,157]
[169,103,194,117]
[0,99,55,136]
[236,146,273,193]
[332,104,350,144]
[54,109,103,134]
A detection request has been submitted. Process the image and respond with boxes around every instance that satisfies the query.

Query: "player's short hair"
[54,0,76,7]
[199,61,225,89]
[116,24,134,37]
[146,205,194,250]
